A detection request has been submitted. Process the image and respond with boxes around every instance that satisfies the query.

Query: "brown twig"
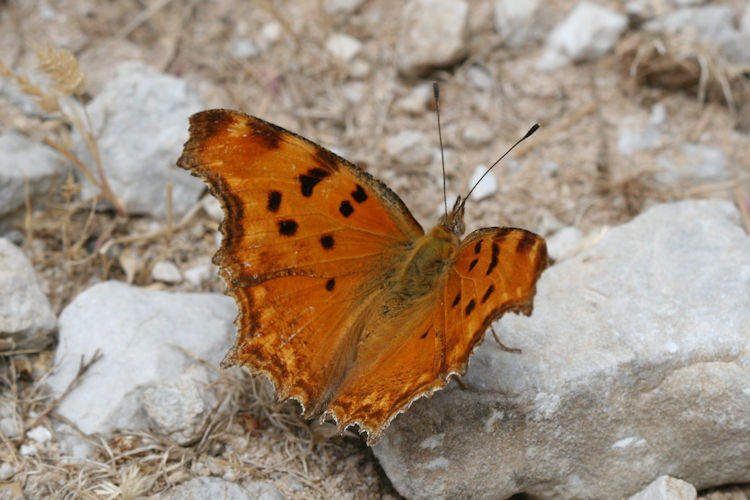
[28,350,104,429]
[43,137,127,216]
[98,198,202,255]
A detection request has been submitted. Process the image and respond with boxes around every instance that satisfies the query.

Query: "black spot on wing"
[351,184,367,203]
[486,243,499,275]
[278,219,298,236]
[452,292,461,307]
[474,240,482,254]
[339,200,354,217]
[481,284,495,304]
[299,168,330,197]
[325,278,335,291]
[267,190,281,212]
[468,259,479,272]
[420,328,430,339]
[465,299,476,316]
[320,234,334,250]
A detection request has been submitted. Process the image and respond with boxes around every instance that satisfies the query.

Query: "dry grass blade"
[93,465,154,500]
[35,45,87,97]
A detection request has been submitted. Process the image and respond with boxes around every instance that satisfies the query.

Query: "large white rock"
[537,1,627,70]
[374,200,750,499]
[0,238,56,350]
[47,281,235,437]
[396,0,468,77]
[73,61,204,217]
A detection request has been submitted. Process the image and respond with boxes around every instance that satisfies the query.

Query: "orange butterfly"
[177,109,547,445]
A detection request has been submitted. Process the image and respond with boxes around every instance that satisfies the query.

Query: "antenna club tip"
[525,123,540,138]
[432,82,440,98]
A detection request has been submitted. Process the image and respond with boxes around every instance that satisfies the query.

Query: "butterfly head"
[438,196,466,237]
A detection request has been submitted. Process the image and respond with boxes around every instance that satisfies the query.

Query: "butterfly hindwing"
[325,227,547,444]
[442,227,548,369]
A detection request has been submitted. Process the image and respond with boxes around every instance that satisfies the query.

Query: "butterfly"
[177,109,547,445]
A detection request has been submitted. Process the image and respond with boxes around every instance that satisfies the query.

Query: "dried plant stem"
[43,137,126,215]
[28,350,103,429]
[683,175,749,196]
[98,200,202,255]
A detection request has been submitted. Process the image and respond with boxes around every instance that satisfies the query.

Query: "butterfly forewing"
[177,110,424,412]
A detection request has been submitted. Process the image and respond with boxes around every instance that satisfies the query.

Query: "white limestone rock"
[47,281,235,440]
[397,0,468,77]
[493,0,545,48]
[325,33,362,62]
[0,238,56,350]
[151,260,183,284]
[72,61,204,218]
[537,1,627,70]
[628,475,697,500]
[141,364,217,445]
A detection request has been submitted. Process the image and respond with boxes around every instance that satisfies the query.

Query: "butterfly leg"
[490,325,522,354]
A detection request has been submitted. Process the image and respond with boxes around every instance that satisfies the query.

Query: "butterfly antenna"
[433,82,448,217]
[460,123,540,211]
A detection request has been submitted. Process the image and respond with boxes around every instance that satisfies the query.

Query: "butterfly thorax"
[386,219,461,308]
